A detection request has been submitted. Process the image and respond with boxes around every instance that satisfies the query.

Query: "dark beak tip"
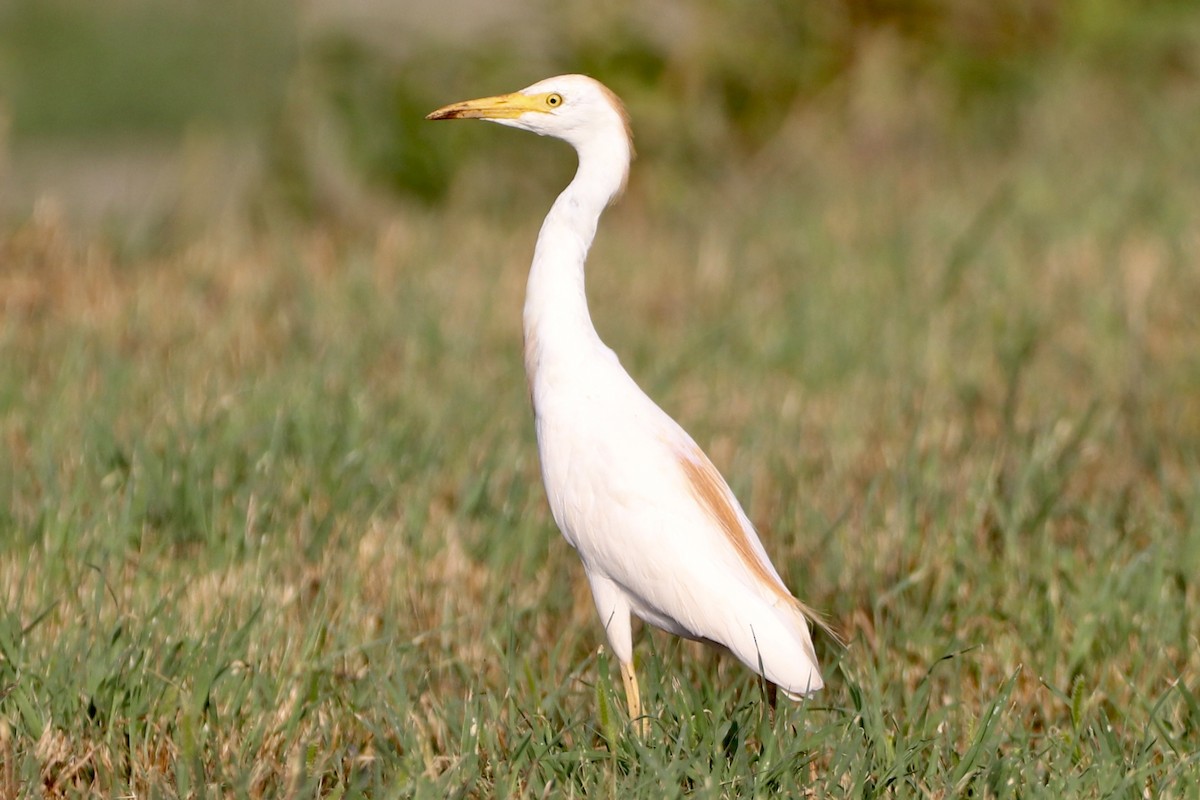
[426,106,463,121]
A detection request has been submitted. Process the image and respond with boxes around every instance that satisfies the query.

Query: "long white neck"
[523,133,631,393]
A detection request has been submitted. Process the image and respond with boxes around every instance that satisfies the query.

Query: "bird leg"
[619,660,648,736]
[765,680,779,726]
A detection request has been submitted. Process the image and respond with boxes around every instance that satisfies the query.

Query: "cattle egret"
[428,75,827,734]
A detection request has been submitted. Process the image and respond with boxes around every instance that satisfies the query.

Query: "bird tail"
[740,596,826,699]
[789,596,844,648]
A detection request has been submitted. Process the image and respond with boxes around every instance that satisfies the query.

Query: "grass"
[2,28,1200,799]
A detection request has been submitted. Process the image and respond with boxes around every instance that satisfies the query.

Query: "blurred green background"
[2,0,1196,240]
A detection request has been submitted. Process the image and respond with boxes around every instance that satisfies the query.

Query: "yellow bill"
[426,91,559,121]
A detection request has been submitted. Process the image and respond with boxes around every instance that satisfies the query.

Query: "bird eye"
[547,93,562,107]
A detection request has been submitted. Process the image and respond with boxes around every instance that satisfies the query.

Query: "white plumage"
[428,75,824,732]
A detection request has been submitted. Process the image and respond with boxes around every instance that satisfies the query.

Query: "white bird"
[428,75,827,733]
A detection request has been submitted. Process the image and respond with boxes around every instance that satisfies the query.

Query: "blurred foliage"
[314,38,452,204]
[0,0,1197,219]
[267,0,1200,215]
[0,0,295,137]
[259,36,464,217]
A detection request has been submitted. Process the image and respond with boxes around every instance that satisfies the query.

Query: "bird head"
[426,74,632,157]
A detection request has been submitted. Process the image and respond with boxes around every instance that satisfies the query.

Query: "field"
[2,2,1200,796]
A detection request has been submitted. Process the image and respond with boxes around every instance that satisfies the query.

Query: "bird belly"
[532,374,690,564]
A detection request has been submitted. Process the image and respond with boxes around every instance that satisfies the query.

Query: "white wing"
[534,349,823,697]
